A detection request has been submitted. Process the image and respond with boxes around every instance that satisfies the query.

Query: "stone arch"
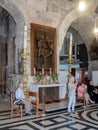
[56,10,78,70]
[0,0,25,73]
[0,0,25,23]
[57,10,88,71]
[58,10,78,56]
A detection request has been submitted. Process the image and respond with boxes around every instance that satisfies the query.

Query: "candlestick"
[34,67,36,75]
[69,33,73,55]
[50,68,52,75]
[42,68,44,74]
[24,25,27,49]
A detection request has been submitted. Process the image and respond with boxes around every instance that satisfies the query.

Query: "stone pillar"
[0,17,8,95]
[7,15,16,76]
[88,60,98,79]
[15,22,24,74]
[0,42,2,93]
[2,43,7,94]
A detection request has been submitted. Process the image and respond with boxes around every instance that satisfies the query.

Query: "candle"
[69,33,73,55]
[50,68,52,75]
[42,68,44,74]
[24,25,27,49]
[34,67,36,75]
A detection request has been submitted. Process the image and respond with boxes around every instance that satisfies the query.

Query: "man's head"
[19,82,24,89]
[90,80,93,85]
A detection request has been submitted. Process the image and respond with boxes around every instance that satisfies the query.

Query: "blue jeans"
[68,94,76,112]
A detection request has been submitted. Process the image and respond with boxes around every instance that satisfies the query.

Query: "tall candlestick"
[34,67,36,75]
[69,33,73,55]
[42,68,44,74]
[24,25,27,49]
[50,68,52,75]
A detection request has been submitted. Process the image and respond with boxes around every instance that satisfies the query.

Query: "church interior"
[0,0,98,130]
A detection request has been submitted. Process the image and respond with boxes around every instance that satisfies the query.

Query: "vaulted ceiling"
[69,0,98,47]
[0,0,98,49]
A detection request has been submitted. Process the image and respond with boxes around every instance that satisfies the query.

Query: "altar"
[29,83,66,103]
[29,83,83,112]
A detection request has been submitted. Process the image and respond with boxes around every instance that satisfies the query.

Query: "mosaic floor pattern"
[0,104,98,130]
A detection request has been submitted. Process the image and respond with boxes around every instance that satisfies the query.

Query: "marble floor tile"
[0,96,98,130]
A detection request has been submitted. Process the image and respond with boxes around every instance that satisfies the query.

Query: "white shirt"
[15,87,26,99]
[68,82,76,96]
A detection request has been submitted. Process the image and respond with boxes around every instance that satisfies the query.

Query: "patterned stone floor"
[0,104,98,130]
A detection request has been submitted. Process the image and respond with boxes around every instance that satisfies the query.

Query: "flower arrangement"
[33,71,59,84]
[51,73,58,83]
[34,73,44,84]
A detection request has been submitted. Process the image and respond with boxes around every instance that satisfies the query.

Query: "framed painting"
[30,23,57,75]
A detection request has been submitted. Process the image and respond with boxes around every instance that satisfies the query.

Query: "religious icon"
[30,23,57,75]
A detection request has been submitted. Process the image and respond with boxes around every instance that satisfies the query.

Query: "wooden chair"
[10,92,24,118]
[29,91,46,115]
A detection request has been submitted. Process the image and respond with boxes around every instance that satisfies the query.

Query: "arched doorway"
[0,1,25,96]
[60,26,88,70]
[0,7,16,95]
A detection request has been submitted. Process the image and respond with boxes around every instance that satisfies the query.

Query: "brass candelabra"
[67,54,73,81]
[20,48,29,96]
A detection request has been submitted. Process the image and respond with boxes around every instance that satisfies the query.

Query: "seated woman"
[15,82,34,116]
[77,82,85,98]
[77,82,95,106]
[84,89,95,107]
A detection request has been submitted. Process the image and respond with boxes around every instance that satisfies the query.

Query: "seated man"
[15,82,34,116]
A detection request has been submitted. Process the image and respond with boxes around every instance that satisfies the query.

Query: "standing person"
[68,76,77,115]
[15,82,34,116]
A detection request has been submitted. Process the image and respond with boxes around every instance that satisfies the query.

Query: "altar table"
[29,83,66,102]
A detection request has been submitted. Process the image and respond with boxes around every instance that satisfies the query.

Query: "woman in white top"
[68,76,77,114]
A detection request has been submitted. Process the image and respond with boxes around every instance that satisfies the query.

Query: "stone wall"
[88,60,98,79]
[10,0,75,74]
[0,0,97,86]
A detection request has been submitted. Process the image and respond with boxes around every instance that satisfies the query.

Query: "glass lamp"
[78,0,86,11]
